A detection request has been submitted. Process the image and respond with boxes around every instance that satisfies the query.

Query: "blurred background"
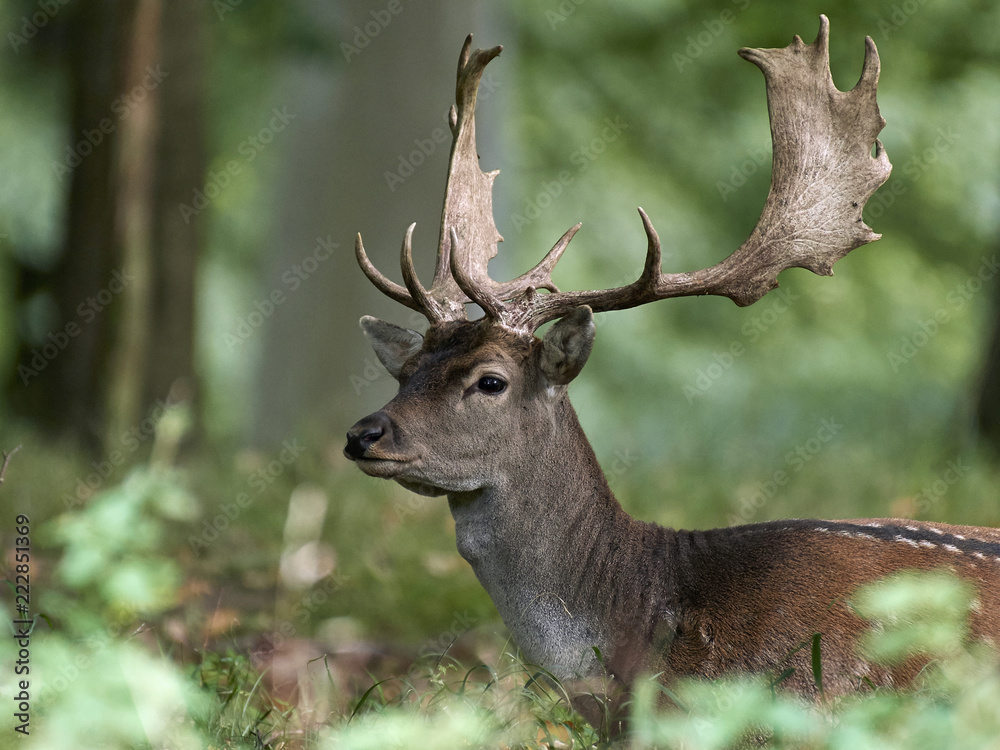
[0,0,998,736]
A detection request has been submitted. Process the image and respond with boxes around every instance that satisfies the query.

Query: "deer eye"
[476,376,507,394]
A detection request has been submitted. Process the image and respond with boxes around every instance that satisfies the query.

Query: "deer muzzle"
[344,411,392,461]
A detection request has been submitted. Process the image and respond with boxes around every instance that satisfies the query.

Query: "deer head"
[346,17,890,495]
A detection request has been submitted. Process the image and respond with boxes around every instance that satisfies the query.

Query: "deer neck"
[447,395,673,680]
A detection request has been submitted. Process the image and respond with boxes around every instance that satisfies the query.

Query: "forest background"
[0,0,998,746]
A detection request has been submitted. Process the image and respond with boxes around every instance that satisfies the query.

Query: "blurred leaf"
[853,569,974,664]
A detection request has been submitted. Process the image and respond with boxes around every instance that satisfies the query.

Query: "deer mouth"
[352,456,448,496]
[351,455,418,479]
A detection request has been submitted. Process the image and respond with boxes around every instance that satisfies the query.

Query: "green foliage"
[3,423,999,749]
[632,676,813,749]
[0,426,214,747]
[2,635,212,750]
[245,571,1000,749]
[53,469,197,617]
[325,654,600,750]
[327,702,501,750]
[853,569,975,664]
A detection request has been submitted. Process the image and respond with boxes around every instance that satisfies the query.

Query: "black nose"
[345,411,392,460]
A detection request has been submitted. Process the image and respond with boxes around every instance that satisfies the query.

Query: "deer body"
[349,319,1000,695]
[344,17,1000,712]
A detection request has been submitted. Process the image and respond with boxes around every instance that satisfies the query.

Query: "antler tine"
[450,221,586,327]
[505,209,673,332]
[492,223,582,299]
[506,14,891,332]
[859,34,880,92]
[636,209,663,288]
[449,228,505,321]
[355,233,422,313]
[400,223,447,323]
[429,216,455,293]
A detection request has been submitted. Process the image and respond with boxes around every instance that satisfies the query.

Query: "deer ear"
[360,316,423,379]
[540,306,595,385]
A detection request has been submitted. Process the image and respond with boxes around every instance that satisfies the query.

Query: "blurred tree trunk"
[142,0,206,421]
[104,0,160,445]
[106,0,207,443]
[8,0,206,453]
[17,1,138,451]
[251,0,502,448]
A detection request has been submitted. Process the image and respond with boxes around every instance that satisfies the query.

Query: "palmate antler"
[356,16,892,333]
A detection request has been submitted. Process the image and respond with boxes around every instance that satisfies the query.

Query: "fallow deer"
[344,16,1000,716]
